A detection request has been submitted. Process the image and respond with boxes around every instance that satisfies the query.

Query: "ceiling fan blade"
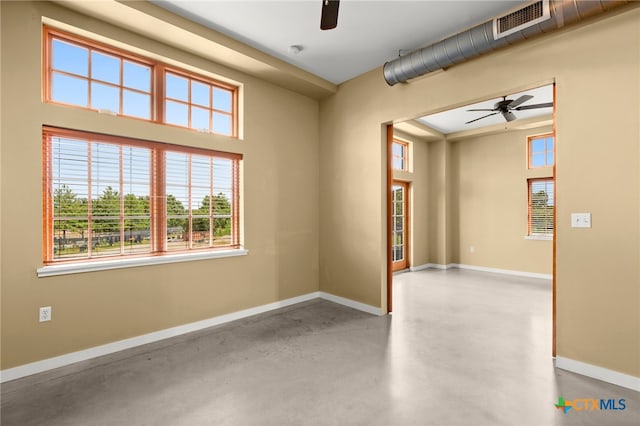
[507,95,533,108]
[467,108,496,112]
[502,111,517,122]
[515,102,553,110]
[320,0,340,30]
[465,112,498,124]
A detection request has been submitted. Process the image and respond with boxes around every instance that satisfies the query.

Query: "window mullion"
[156,65,165,124]
[209,157,214,247]
[42,134,53,261]
[87,48,93,109]
[119,145,125,255]
[188,154,193,250]
[232,158,240,246]
[87,141,93,257]
[118,58,124,115]
[152,148,167,253]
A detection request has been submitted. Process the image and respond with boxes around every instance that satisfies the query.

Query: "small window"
[47,33,153,119]
[392,140,408,171]
[164,70,236,136]
[529,133,554,168]
[43,127,241,264]
[528,178,554,236]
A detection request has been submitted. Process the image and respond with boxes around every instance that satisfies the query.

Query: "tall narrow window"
[164,70,236,136]
[43,127,241,264]
[528,178,554,237]
[392,140,408,171]
[528,133,554,168]
[392,181,408,271]
[47,33,153,119]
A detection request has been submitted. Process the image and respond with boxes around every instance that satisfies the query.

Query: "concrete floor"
[1,269,638,425]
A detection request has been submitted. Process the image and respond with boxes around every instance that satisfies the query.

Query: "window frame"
[42,126,242,266]
[43,26,239,138]
[392,139,409,172]
[162,67,238,136]
[527,178,554,237]
[528,133,554,168]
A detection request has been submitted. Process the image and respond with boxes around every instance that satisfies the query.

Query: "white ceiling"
[152,0,526,84]
[417,84,554,134]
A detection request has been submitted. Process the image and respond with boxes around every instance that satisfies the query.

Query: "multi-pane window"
[164,152,236,251]
[392,140,408,171]
[164,71,235,136]
[392,184,407,264]
[43,127,241,264]
[44,27,238,137]
[528,178,554,236]
[48,34,152,119]
[529,133,554,168]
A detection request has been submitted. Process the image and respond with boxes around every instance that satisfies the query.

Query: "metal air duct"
[383,0,630,86]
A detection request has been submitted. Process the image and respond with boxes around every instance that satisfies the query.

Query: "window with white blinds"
[528,178,554,236]
[43,127,241,264]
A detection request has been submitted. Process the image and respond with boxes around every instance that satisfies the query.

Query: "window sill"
[37,248,249,278]
[524,235,553,241]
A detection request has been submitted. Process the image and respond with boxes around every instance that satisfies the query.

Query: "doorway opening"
[386,83,556,354]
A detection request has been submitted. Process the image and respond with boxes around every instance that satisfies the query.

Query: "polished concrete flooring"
[1,269,638,425]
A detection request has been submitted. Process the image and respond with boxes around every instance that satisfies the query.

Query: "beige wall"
[319,7,639,376]
[1,1,638,381]
[0,1,319,369]
[451,126,553,274]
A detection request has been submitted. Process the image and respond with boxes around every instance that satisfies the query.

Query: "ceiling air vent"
[493,0,550,40]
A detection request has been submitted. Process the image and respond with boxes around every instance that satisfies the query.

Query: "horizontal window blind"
[43,127,241,264]
[528,178,554,236]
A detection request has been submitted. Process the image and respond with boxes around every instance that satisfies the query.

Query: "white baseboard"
[409,263,551,280]
[0,291,381,383]
[410,263,454,271]
[452,264,552,280]
[318,292,382,316]
[555,356,640,391]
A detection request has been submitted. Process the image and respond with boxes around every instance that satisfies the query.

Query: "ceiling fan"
[465,95,553,124]
[321,0,340,30]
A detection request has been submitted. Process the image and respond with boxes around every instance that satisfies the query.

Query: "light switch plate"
[39,306,52,322]
[571,213,591,228]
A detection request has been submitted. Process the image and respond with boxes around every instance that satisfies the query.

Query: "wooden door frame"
[552,83,557,357]
[386,125,393,313]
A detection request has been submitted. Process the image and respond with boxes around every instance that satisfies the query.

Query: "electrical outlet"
[39,306,52,322]
[469,246,475,253]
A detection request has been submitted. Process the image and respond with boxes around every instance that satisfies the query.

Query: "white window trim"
[37,248,248,278]
[524,235,553,241]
